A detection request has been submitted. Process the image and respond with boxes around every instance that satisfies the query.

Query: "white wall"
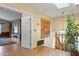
[31,15,41,48]
[0,6,22,21]
[44,32,55,48]
[0,20,9,32]
[3,4,54,49]
[21,14,31,49]
[1,23,9,32]
[31,15,54,49]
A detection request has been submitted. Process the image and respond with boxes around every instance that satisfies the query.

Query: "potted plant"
[65,14,79,55]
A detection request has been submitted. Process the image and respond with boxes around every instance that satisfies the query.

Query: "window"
[13,26,19,34]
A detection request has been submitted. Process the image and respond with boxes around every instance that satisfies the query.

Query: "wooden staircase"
[55,33,64,50]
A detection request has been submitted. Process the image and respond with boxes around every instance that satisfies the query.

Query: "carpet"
[0,38,16,46]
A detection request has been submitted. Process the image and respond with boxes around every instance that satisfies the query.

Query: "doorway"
[21,14,31,49]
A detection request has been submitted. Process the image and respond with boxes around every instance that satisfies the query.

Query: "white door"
[21,14,31,49]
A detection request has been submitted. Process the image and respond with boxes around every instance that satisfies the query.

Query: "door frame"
[21,13,32,49]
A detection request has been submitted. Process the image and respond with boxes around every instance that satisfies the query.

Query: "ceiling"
[25,3,79,17]
[0,3,79,21]
[0,6,22,21]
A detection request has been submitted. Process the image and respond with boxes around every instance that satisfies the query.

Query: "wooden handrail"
[55,34,64,50]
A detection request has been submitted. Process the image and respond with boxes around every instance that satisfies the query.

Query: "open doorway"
[0,6,22,46]
[11,19,22,42]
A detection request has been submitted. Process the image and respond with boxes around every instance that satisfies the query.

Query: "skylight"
[54,3,70,9]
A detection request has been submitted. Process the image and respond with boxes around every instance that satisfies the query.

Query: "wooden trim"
[20,19,21,42]
[55,33,64,50]
[9,22,12,38]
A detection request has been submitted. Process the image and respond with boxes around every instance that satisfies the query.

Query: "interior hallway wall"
[0,20,9,32]
[52,13,79,32]
[2,4,54,49]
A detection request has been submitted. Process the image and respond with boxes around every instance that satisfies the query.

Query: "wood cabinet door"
[41,18,50,39]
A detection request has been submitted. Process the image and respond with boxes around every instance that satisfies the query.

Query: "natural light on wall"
[54,3,70,9]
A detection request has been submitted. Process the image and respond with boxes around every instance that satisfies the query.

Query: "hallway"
[0,38,70,56]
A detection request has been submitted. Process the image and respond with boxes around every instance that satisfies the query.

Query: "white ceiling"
[25,3,79,17]
[0,3,79,21]
[0,6,22,21]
